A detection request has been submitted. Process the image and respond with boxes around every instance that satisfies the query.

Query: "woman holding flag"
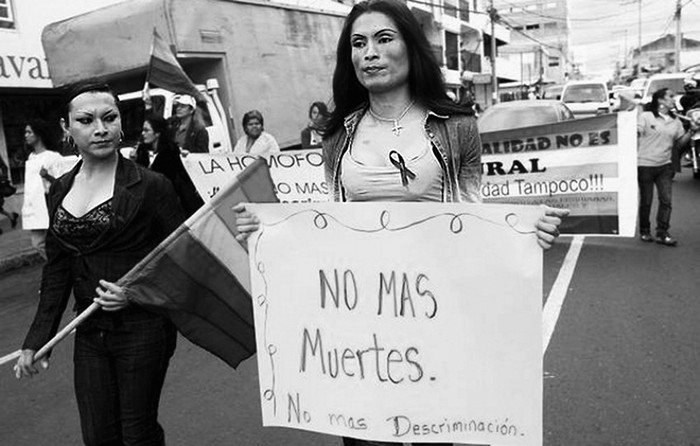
[15,82,185,446]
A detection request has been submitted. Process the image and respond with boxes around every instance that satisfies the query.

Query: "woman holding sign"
[235,0,567,444]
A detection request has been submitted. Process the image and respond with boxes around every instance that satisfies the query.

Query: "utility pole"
[489,0,498,104]
[675,0,682,71]
[620,0,642,65]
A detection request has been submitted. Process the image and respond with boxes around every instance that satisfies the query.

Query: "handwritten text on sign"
[248,202,544,445]
[182,150,328,203]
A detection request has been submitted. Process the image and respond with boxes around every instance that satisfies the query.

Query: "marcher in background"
[22,119,63,260]
[136,115,204,216]
[233,110,280,155]
[143,87,209,153]
[234,1,567,445]
[15,82,185,446]
[679,76,700,114]
[637,87,695,246]
[300,101,330,149]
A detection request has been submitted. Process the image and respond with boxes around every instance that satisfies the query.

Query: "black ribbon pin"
[389,150,416,188]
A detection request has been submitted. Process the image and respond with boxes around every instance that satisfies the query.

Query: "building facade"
[405,0,514,108]
[0,0,124,183]
[493,0,570,87]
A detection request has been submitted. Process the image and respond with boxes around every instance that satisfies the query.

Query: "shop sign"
[0,53,52,88]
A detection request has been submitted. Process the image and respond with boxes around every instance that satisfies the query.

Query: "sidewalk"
[0,191,44,274]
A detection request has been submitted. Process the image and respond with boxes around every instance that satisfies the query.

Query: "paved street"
[1,169,698,445]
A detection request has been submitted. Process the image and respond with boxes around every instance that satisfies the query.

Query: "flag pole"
[33,302,100,361]
[26,159,270,365]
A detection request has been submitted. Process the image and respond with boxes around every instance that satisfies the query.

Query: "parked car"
[477,100,575,133]
[560,81,611,118]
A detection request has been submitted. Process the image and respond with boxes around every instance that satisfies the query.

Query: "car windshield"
[562,85,607,103]
[645,78,685,98]
[479,105,559,132]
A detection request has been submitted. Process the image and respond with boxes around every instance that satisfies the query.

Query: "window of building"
[0,0,15,29]
[544,22,559,31]
[445,31,459,70]
[545,1,557,8]
[548,56,560,67]
[525,24,540,31]
[459,0,470,22]
[444,0,458,18]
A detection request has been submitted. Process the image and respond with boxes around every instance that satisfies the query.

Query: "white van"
[118,82,231,155]
[639,73,686,108]
[561,81,611,118]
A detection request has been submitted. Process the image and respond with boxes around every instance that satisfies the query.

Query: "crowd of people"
[8,0,698,444]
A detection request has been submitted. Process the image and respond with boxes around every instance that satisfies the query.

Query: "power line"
[496,0,620,22]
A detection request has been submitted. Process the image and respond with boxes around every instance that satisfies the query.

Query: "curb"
[0,249,44,275]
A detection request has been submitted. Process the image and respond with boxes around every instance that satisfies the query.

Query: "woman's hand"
[233,203,260,243]
[39,167,48,178]
[14,349,49,379]
[535,206,570,250]
[94,280,129,312]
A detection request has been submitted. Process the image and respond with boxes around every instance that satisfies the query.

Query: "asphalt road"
[0,169,698,445]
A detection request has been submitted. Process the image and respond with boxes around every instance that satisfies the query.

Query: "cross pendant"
[391,121,402,136]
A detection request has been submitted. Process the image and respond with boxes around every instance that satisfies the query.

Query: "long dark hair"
[650,88,673,119]
[136,115,179,166]
[25,119,56,152]
[325,0,471,136]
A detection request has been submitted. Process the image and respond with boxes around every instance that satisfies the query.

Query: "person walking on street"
[15,82,185,446]
[21,119,63,260]
[136,115,204,216]
[234,1,568,445]
[637,87,695,246]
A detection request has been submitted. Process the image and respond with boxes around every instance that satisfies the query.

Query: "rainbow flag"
[120,159,277,368]
[147,29,204,102]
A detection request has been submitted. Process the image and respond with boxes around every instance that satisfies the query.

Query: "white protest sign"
[480,111,638,236]
[182,150,328,203]
[248,202,544,445]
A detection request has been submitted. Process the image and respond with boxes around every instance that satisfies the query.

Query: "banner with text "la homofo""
[480,111,638,236]
[182,150,328,203]
[247,202,544,445]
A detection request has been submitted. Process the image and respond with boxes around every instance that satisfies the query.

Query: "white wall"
[0,0,126,88]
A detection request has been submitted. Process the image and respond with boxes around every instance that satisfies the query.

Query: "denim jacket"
[23,156,185,351]
[322,106,482,203]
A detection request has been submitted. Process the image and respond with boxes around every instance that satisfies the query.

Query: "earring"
[119,130,125,143]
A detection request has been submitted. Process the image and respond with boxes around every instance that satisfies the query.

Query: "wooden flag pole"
[33,302,101,361]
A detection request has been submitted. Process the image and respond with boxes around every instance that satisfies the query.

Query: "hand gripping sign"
[247,202,544,446]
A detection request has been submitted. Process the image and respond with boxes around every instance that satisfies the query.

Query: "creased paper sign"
[248,202,544,445]
[182,149,328,203]
[480,111,638,236]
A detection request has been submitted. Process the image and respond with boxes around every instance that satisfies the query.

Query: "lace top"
[53,199,113,251]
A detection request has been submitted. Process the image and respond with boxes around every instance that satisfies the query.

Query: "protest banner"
[247,202,544,445]
[182,149,328,203]
[480,111,638,236]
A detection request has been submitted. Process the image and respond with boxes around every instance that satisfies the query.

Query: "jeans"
[638,163,674,236]
[73,317,176,446]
